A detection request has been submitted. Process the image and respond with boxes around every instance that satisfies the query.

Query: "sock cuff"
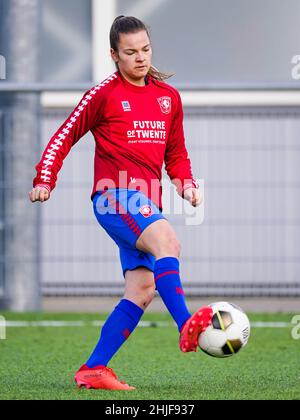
[116,299,144,322]
[154,257,180,272]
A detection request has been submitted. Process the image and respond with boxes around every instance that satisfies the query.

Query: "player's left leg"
[136,219,213,353]
[86,266,155,368]
[75,267,155,390]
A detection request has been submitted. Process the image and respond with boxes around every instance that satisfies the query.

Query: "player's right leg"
[136,219,213,353]
[75,267,156,390]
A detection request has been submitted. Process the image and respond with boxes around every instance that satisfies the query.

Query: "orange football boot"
[179,306,213,353]
[75,365,136,391]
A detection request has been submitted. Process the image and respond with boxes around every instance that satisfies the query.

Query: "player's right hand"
[28,187,50,203]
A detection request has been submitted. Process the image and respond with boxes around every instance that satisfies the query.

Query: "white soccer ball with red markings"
[198,302,251,358]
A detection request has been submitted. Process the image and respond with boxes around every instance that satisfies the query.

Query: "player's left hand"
[183,187,203,207]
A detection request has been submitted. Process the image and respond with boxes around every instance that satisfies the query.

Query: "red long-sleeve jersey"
[33,71,198,211]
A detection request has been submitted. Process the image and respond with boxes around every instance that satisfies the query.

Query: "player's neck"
[119,71,147,87]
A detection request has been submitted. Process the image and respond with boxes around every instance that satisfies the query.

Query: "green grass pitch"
[0,312,299,400]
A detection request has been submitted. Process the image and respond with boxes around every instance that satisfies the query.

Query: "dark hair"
[110,16,173,82]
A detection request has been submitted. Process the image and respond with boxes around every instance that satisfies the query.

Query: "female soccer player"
[29,16,213,391]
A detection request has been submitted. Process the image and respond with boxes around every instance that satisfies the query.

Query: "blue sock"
[86,299,144,368]
[154,257,191,332]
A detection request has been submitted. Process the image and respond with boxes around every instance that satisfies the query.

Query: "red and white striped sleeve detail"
[33,73,117,193]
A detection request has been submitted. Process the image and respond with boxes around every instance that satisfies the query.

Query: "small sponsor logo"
[176,287,185,296]
[139,205,154,218]
[242,327,250,342]
[122,101,132,112]
[123,329,131,340]
[85,373,103,378]
[158,96,172,114]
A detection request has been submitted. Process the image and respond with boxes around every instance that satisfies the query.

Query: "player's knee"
[137,220,181,258]
[125,281,156,310]
[155,238,181,259]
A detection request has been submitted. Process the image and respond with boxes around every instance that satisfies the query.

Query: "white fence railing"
[0,85,300,298]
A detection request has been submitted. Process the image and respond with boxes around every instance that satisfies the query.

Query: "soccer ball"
[198,302,251,358]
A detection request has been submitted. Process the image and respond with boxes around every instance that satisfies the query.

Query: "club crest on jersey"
[139,205,154,218]
[122,101,132,112]
[158,97,172,114]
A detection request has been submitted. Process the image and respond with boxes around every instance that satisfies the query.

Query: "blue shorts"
[93,189,166,278]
